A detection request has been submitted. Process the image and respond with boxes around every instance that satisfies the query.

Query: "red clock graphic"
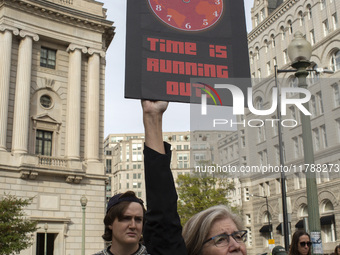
[148,0,224,32]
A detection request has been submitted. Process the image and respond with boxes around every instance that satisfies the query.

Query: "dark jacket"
[143,142,187,255]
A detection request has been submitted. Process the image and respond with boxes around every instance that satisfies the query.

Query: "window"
[257,69,261,79]
[321,125,328,148]
[273,57,277,67]
[310,64,319,84]
[281,26,286,40]
[293,137,299,158]
[40,95,52,109]
[283,49,288,64]
[307,5,312,20]
[288,20,293,34]
[320,0,326,10]
[332,83,340,107]
[330,50,340,72]
[310,95,317,116]
[310,30,316,45]
[321,200,336,242]
[132,143,142,161]
[177,153,189,168]
[259,183,264,196]
[333,13,338,30]
[316,92,324,114]
[299,11,304,26]
[290,106,296,120]
[106,159,112,173]
[313,128,320,151]
[176,145,182,150]
[267,62,271,75]
[265,181,270,196]
[35,130,52,156]
[323,20,329,36]
[255,14,259,26]
[260,8,265,21]
[36,233,56,255]
[40,47,56,69]
[275,178,281,194]
[256,47,260,60]
[271,34,276,47]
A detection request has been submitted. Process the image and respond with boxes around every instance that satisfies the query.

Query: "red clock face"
[148,0,224,32]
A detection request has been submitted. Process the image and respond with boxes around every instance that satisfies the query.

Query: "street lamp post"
[44,223,48,255]
[274,65,291,251]
[287,32,322,255]
[80,195,88,255]
[251,194,272,239]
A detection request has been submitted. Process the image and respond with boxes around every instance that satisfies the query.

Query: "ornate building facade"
[236,0,340,254]
[0,0,114,254]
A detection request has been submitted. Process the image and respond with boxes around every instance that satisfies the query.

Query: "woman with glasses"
[289,230,311,255]
[183,205,247,255]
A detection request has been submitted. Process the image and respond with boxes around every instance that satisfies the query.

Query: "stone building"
[104,131,231,204]
[234,0,340,254]
[0,0,114,254]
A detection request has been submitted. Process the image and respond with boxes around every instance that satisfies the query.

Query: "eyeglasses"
[300,241,312,247]
[203,230,247,247]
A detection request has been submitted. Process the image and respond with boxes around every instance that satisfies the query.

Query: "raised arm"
[142,100,187,255]
[142,100,168,154]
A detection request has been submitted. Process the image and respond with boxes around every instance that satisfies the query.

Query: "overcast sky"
[102,0,254,136]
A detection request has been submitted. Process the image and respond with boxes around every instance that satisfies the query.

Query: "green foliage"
[0,195,37,255]
[176,171,239,225]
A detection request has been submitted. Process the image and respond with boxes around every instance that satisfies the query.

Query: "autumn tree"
[176,170,240,225]
[0,195,37,255]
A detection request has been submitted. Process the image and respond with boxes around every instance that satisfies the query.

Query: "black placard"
[125,0,250,104]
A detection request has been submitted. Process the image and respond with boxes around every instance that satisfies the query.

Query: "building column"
[86,49,105,162]
[12,30,39,154]
[0,25,19,151]
[65,44,87,160]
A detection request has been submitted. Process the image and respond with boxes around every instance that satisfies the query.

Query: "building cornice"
[248,0,299,43]
[3,0,115,48]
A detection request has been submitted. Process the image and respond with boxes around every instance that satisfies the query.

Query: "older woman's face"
[297,235,310,255]
[201,218,247,255]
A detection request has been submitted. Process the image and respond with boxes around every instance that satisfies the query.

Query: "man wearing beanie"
[94,191,148,255]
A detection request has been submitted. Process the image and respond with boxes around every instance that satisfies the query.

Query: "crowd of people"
[94,100,339,255]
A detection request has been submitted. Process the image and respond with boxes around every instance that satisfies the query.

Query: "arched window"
[321,200,336,243]
[281,26,286,40]
[255,97,263,110]
[330,50,340,71]
[307,4,312,20]
[299,204,308,217]
[299,11,304,26]
[271,34,276,47]
[288,20,293,34]
[264,39,268,53]
[322,200,334,213]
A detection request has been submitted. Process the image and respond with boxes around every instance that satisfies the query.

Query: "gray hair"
[182,205,244,255]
